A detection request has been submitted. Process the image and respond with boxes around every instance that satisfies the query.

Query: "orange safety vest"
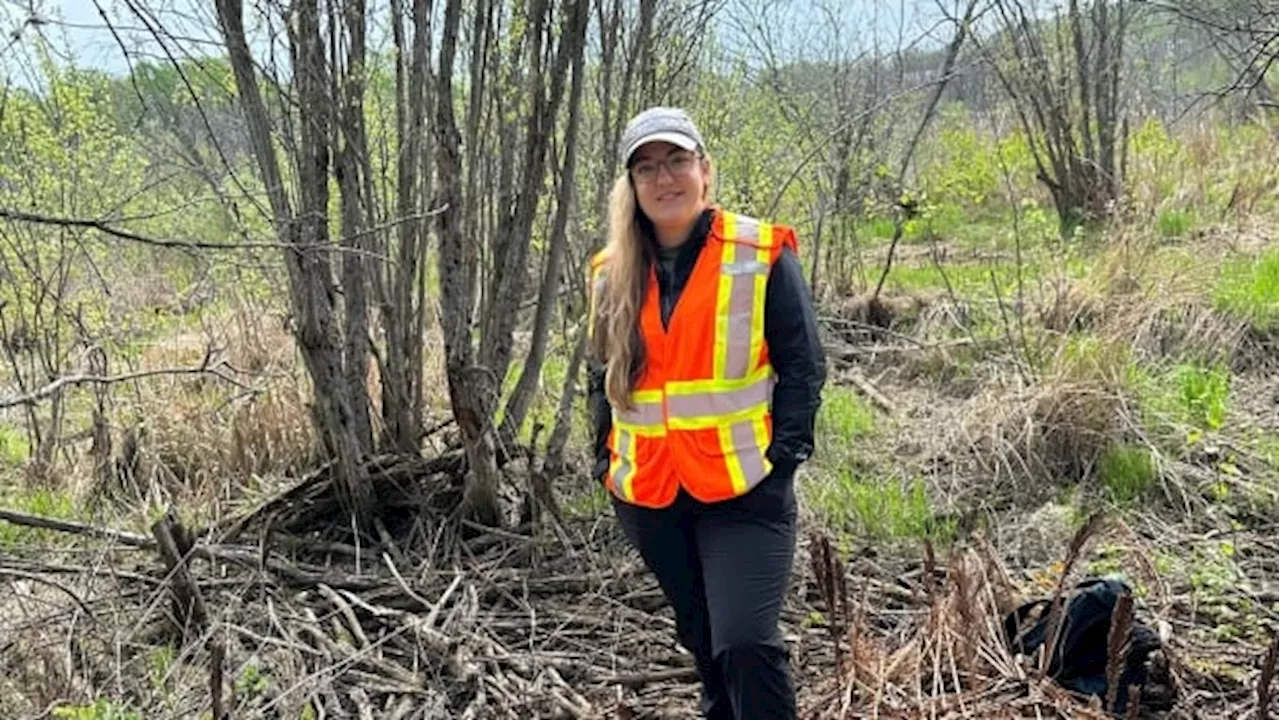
[589,209,798,508]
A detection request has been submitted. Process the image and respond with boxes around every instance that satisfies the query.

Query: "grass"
[805,471,954,542]
[875,260,1031,297]
[0,423,28,465]
[0,486,78,548]
[1172,363,1231,430]
[1214,249,1279,332]
[51,701,142,720]
[1098,443,1158,504]
[1127,360,1232,449]
[1156,208,1193,238]
[815,387,878,445]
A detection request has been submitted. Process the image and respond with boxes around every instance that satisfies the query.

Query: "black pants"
[612,471,797,720]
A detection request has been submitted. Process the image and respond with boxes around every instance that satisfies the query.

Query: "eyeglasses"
[629,151,699,185]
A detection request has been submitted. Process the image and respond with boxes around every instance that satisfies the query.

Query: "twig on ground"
[0,508,155,548]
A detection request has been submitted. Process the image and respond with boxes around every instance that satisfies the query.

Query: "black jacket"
[587,208,826,484]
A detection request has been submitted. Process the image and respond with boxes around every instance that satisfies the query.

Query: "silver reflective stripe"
[722,260,768,275]
[666,376,772,419]
[734,215,759,244]
[723,238,762,379]
[731,420,768,487]
[615,401,664,428]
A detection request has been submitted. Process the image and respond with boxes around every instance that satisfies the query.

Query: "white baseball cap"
[619,106,706,167]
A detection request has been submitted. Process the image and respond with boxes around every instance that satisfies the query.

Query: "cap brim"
[623,132,699,165]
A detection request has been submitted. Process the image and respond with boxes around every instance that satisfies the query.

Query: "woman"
[587,106,826,720]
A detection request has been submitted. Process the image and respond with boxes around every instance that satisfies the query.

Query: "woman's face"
[629,141,709,241]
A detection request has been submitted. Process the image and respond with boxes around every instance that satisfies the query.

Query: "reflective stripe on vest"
[707,213,775,496]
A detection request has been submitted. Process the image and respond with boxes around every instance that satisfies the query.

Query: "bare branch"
[0,206,440,258]
[0,353,240,409]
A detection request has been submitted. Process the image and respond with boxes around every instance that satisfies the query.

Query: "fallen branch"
[0,508,155,548]
[1258,633,1278,720]
[0,567,95,616]
[152,509,211,639]
[598,667,700,688]
[846,369,897,415]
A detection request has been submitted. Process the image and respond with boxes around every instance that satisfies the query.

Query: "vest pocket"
[690,421,771,492]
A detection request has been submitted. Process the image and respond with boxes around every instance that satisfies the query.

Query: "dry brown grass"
[97,301,458,519]
[800,537,1121,720]
[100,303,317,517]
[1037,277,1102,334]
[956,335,1131,502]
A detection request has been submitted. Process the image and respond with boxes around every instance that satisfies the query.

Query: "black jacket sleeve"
[763,247,826,477]
[588,359,612,482]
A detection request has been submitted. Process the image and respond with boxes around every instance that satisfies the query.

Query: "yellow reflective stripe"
[751,223,771,370]
[722,211,738,241]
[753,416,772,477]
[630,389,663,404]
[621,462,636,501]
[667,365,772,396]
[608,425,623,493]
[614,420,666,436]
[756,221,773,249]
[667,400,768,431]
[609,426,639,502]
[617,390,665,435]
[719,424,748,495]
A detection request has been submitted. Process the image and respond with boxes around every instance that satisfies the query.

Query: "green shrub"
[0,423,28,465]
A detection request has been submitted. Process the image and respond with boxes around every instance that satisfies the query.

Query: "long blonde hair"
[591,155,715,410]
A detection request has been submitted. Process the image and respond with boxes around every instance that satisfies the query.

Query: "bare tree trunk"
[480,0,582,383]
[499,0,590,443]
[379,0,432,454]
[338,0,375,454]
[216,0,370,522]
[543,324,587,480]
[434,0,502,527]
[873,0,978,301]
[409,0,434,445]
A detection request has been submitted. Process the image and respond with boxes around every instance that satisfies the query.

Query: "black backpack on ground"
[1003,577,1165,714]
